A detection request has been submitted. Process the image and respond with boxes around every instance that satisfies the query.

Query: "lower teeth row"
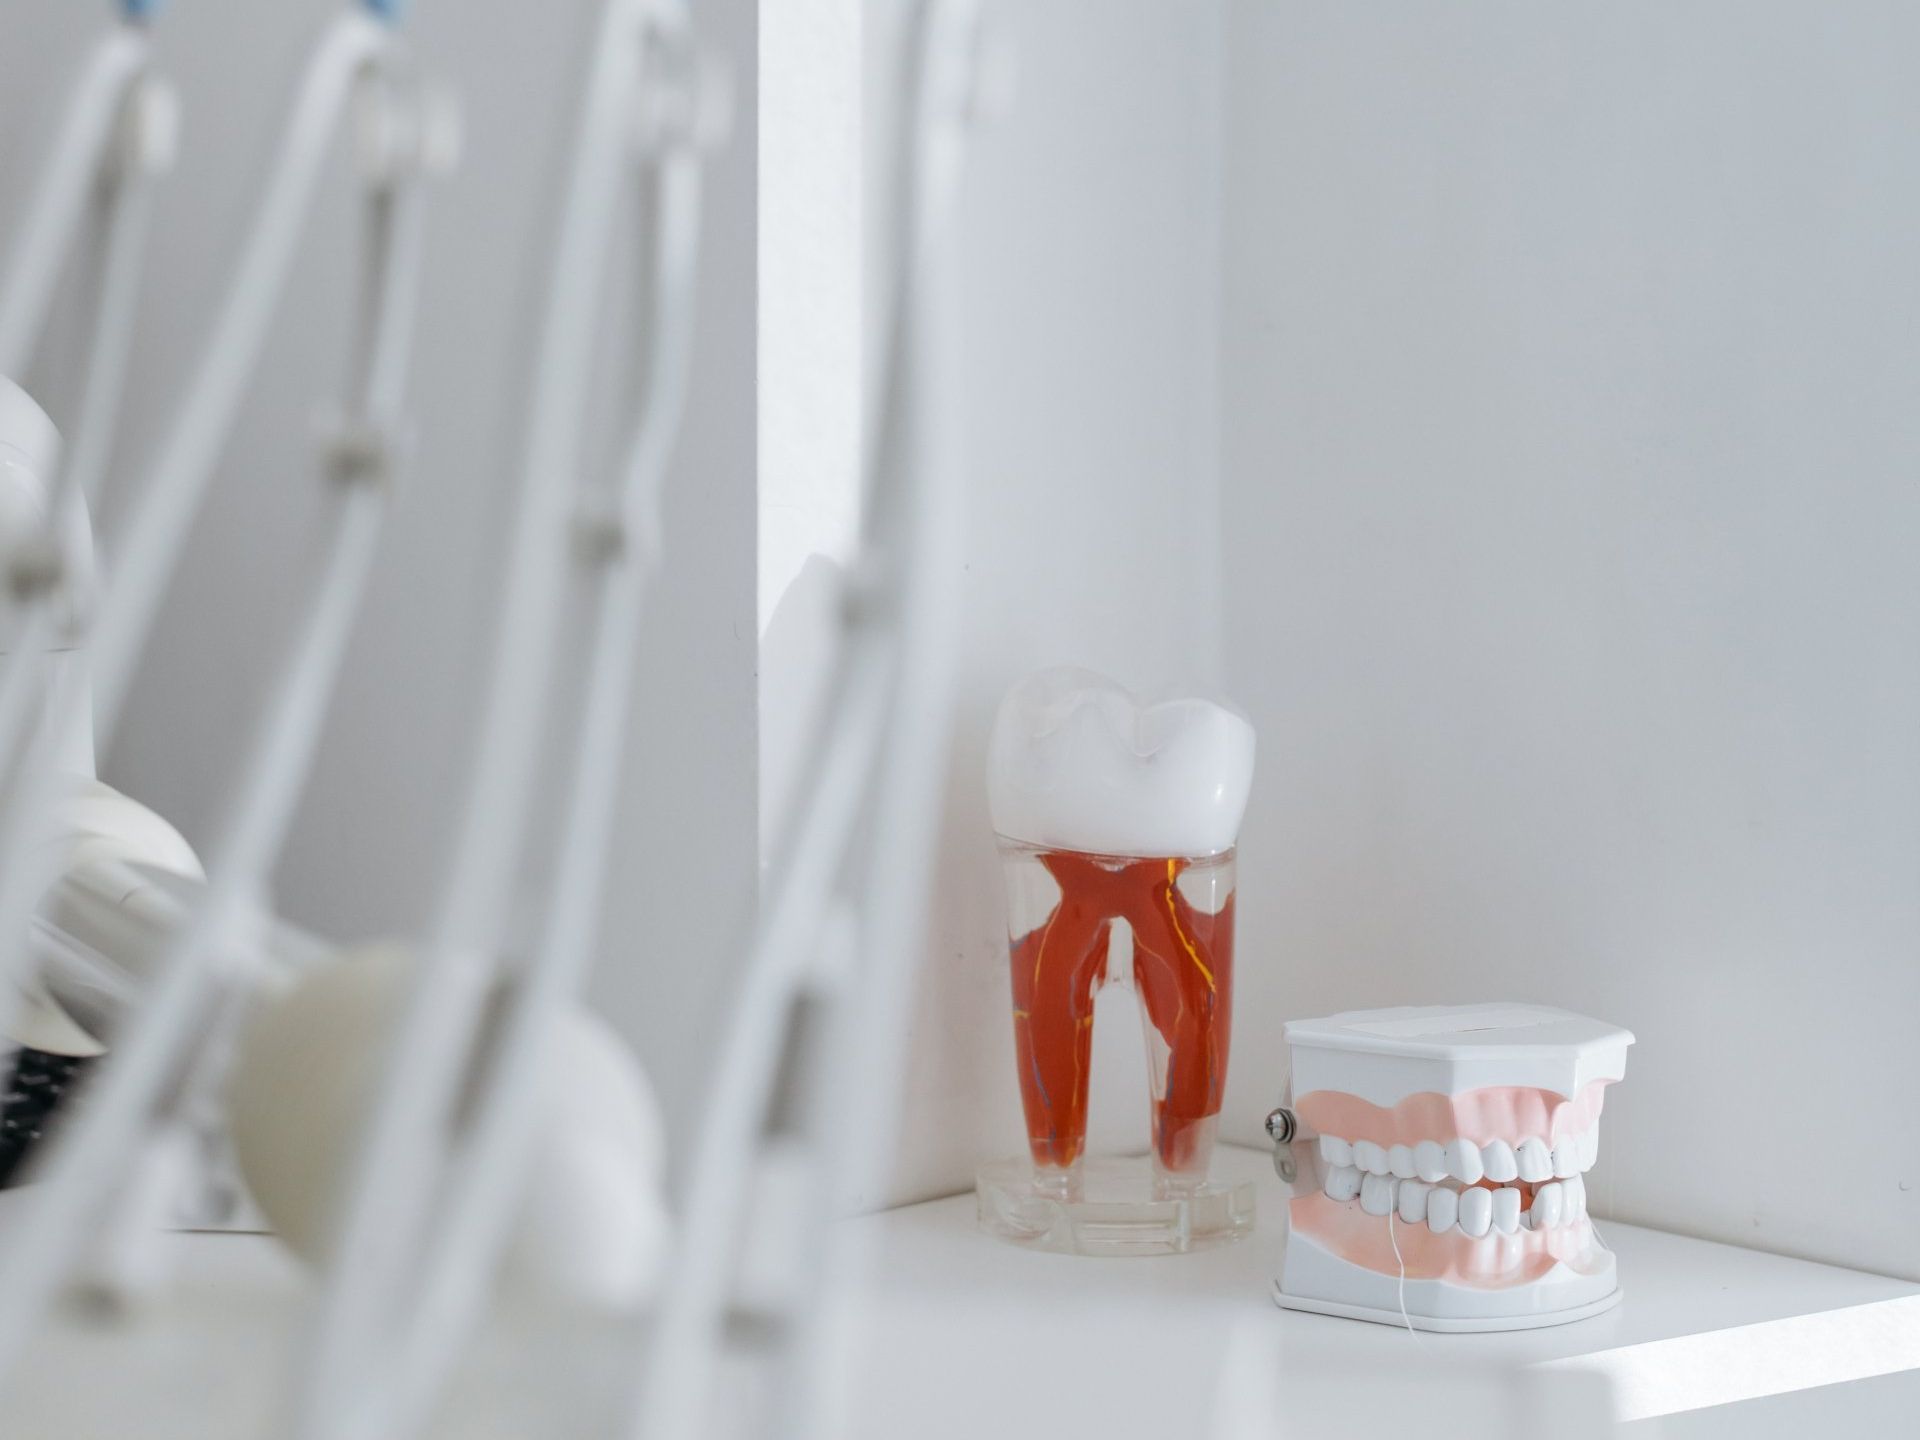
[1322,1166,1588,1237]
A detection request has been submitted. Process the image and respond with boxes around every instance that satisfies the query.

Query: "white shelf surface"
[847,1145,1920,1437]
[1,1146,1916,1437]
[0,1188,646,1440]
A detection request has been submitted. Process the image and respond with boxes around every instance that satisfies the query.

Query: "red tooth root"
[1006,849,1235,1174]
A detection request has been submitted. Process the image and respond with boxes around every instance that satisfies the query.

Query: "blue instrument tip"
[120,0,166,18]
[361,0,407,20]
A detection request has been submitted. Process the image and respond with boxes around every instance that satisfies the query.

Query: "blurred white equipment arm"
[286,5,727,1437]
[0,11,176,773]
[637,3,985,1437]
[0,15,171,381]
[0,1,427,1089]
[0,1,450,1387]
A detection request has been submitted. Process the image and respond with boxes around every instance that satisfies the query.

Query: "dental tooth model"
[976,667,1256,1255]
[1276,1003,1633,1330]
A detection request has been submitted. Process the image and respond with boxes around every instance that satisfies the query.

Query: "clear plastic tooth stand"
[975,1155,1258,1257]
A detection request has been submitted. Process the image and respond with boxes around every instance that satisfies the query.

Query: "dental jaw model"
[977,667,1256,1255]
[1277,1004,1633,1330]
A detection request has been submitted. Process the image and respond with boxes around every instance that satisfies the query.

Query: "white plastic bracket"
[354,73,461,188]
[631,23,733,160]
[108,73,180,183]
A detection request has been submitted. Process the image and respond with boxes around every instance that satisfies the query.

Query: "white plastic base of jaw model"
[1272,1277,1622,1333]
[1275,1003,1634,1333]
[1275,1225,1621,1332]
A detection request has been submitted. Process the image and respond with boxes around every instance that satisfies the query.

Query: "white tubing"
[286,6,670,1433]
[0,153,158,779]
[56,139,159,516]
[86,11,390,741]
[0,8,388,1104]
[0,30,160,778]
[0,484,384,1375]
[0,25,150,373]
[767,19,976,1436]
[635,633,895,1440]
[818,0,975,1239]
[333,131,707,1440]
[636,6,977,1435]
[0,17,420,1391]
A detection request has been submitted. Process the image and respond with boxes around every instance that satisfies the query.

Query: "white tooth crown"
[1323,1165,1362,1203]
[1515,1138,1552,1183]
[1446,1137,1483,1185]
[1413,1140,1447,1183]
[987,668,1256,857]
[1459,1187,1492,1238]
[1534,1182,1565,1230]
[1398,1180,1430,1225]
[1491,1188,1521,1234]
[1483,1139,1518,1183]
[1551,1138,1581,1178]
[1314,1138,1598,1238]
[1360,1173,1395,1217]
[1315,1121,1602,1182]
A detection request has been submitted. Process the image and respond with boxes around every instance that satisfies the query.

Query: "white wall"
[879,0,1228,1207]
[759,0,862,861]
[0,0,759,1173]
[1219,1,1920,1280]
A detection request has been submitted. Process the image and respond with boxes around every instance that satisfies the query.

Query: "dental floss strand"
[1384,1203,1420,1343]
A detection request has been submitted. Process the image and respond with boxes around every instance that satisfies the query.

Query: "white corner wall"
[759,0,862,862]
[1218,1,1920,1280]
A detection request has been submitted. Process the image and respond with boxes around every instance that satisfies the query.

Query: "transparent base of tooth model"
[975,1155,1256,1256]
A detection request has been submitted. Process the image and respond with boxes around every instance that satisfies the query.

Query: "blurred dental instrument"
[0,0,178,781]
[0,0,176,512]
[280,1,729,1435]
[0,0,180,1199]
[0,0,454,1384]
[636,3,988,1437]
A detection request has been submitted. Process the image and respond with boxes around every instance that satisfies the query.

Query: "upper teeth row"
[1318,1131,1597,1184]
[1322,1167,1590,1236]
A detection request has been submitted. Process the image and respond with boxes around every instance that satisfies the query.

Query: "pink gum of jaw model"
[1292,1080,1613,1289]
[1294,1078,1610,1149]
